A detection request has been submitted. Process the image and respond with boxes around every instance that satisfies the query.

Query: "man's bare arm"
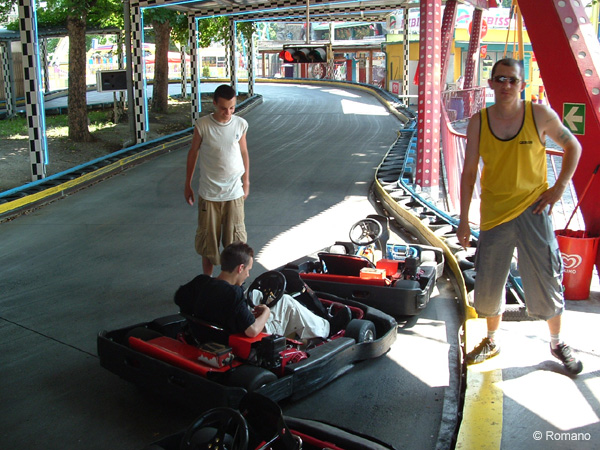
[185,127,202,205]
[239,133,250,199]
[457,113,481,247]
[244,304,269,337]
[533,105,581,214]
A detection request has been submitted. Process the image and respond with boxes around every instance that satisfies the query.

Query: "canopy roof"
[143,0,417,23]
[137,0,495,23]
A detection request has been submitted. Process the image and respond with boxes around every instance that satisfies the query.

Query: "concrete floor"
[0,84,462,449]
[459,287,600,450]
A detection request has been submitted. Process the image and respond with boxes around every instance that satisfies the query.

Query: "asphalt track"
[0,83,463,449]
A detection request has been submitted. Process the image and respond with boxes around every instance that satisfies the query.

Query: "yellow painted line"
[0,134,190,217]
[456,367,503,450]
[456,318,503,450]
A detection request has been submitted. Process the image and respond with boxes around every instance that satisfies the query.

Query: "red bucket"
[555,229,600,300]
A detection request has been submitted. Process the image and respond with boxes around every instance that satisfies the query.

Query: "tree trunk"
[67,15,92,142]
[151,20,171,113]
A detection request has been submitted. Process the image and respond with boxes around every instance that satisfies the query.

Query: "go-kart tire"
[345,319,376,343]
[125,327,162,343]
[226,366,277,392]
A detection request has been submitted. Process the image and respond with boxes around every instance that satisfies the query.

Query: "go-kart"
[281,215,444,317]
[97,270,397,412]
[143,392,396,450]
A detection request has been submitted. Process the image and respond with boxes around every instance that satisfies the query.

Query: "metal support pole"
[129,1,148,143]
[306,0,310,45]
[1,42,17,118]
[180,46,187,98]
[440,0,458,89]
[17,0,48,181]
[40,38,50,93]
[402,8,410,105]
[416,0,442,200]
[123,0,136,146]
[229,18,237,94]
[188,14,201,124]
[463,8,482,89]
[248,33,255,96]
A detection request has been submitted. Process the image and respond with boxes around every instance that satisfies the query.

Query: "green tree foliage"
[33,0,122,28]
[170,10,191,48]
[0,1,17,25]
[255,22,278,40]
[144,8,181,113]
[171,13,236,49]
[197,16,229,47]
[7,0,123,142]
[172,15,254,52]
[237,21,256,44]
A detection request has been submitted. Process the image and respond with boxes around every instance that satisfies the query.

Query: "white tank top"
[194,114,248,201]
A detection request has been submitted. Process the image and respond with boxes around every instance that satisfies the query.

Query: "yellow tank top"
[479,101,548,230]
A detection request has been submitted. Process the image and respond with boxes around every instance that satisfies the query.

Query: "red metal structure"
[518,0,600,270]
[417,0,495,197]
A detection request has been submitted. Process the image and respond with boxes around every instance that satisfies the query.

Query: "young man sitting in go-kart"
[174,241,351,342]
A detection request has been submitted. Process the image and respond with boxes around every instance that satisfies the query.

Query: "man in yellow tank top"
[457,58,583,374]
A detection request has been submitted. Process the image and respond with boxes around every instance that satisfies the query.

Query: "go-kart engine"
[256,335,286,369]
[402,256,420,280]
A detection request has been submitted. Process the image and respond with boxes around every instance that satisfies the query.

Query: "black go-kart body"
[143,392,397,450]
[281,215,445,317]
[98,290,396,413]
[143,393,394,450]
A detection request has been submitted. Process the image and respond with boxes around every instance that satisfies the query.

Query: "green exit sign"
[563,103,585,135]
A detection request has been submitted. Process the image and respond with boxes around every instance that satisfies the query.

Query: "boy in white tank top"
[184,85,250,276]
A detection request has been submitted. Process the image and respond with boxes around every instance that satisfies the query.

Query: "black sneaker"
[551,343,583,375]
[466,337,500,365]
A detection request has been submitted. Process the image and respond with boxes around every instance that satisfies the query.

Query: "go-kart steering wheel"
[349,218,383,246]
[248,271,286,307]
[179,407,249,450]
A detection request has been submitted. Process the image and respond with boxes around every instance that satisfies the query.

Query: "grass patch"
[0,116,28,139]
[0,111,115,139]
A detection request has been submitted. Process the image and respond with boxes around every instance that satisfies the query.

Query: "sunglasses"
[491,75,521,85]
